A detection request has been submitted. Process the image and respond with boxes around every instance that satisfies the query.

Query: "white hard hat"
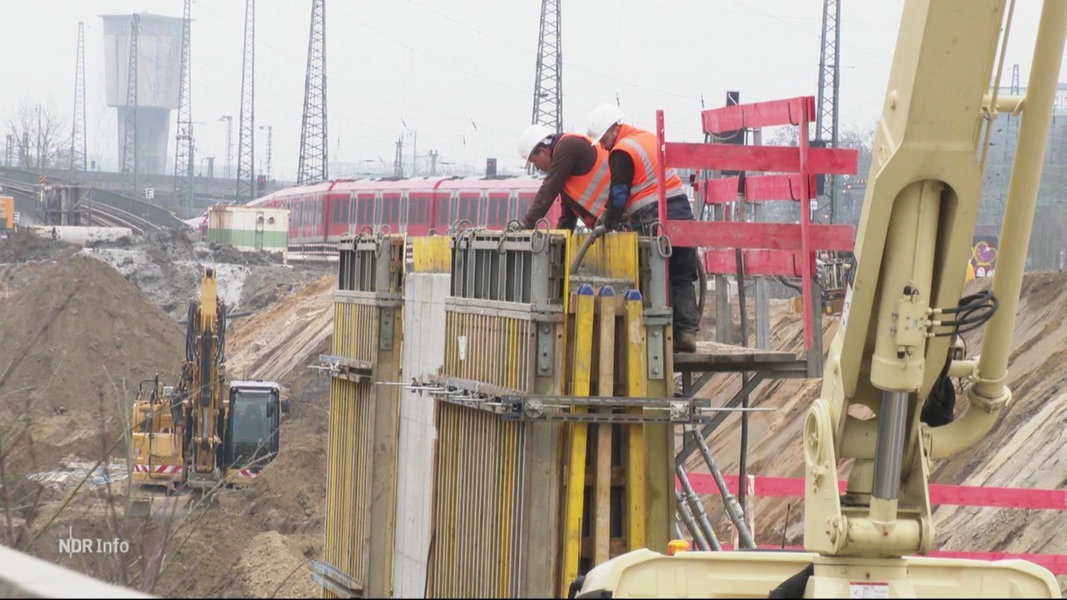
[587,103,625,144]
[518,124,556,161]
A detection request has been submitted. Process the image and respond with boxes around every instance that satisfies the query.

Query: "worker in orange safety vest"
[517,124,612,231]
[587,103,700,353]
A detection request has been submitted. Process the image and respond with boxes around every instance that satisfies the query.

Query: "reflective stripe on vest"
[560,134,611,217]
[616,126,685,214]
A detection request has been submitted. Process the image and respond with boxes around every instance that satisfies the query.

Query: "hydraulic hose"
[569,225,608,274]
[571,226,708,321]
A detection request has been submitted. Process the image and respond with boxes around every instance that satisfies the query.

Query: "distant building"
[100,13,183,176]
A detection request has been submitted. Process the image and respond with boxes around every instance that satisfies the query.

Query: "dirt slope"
[0,255,185,475]
[0,231,333,598]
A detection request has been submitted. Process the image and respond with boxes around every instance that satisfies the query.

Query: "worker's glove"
[598,204,627,232]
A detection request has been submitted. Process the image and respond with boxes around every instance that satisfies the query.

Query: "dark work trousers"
[629,196,701,333]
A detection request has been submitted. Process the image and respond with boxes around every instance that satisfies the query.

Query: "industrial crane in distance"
[576,0,1067,597]
[130,267,287,496]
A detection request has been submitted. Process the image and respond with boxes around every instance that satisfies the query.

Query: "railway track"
[0,167,185,231]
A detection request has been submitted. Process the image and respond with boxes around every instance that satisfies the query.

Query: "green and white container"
[207,206,289,262]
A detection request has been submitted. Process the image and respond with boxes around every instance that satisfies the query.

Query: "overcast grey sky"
[2,0,1062,181]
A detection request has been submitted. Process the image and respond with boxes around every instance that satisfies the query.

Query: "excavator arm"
[181,266,228,486]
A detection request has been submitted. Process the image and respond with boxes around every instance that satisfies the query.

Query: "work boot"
[674,330,697,353]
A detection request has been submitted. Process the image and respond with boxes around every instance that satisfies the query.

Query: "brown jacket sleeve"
[521,136,589,228]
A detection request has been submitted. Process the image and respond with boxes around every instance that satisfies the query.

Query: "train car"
[246,175,559,255]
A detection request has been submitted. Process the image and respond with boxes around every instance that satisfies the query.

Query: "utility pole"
[35,104,42,169]
[122,14,140,196]
[259,124,273,183]
[70,21,88,176]
[816,0,841,223]
[174,0,195,216]
[298,0,328,185]
[235,0,255,203]
[393,135,404,178]
[429,150,438,176]
[411,130,417,177]
[219,115,233,179]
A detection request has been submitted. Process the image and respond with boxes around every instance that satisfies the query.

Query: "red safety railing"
[654,97,858,351]
[678,473,1067,574]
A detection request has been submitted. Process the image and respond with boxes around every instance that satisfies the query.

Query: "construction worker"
[586,103,700,352]
[516,124,612,230]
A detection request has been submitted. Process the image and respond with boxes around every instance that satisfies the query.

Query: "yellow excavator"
[575,0,1066,597]
[130,267,286,492]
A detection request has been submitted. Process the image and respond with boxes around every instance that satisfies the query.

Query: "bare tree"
[5,101,67,170]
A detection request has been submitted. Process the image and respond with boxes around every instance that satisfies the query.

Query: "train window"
[331,198,341,224]
[458,195,478,223]
[357,195,374,226]
[515,193,535,220]
[436,195,449,226]
[408,197,428,224]
[488,193,509,226]
[337,197,348,225]
[382,195,399,226]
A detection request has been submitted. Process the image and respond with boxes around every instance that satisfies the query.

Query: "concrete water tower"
[100,13,182,175]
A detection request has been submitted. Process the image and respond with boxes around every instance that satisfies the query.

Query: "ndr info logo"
[59,527,129,556]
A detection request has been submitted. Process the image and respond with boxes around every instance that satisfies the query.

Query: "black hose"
[571,226,708,324]
[569,226,608,274]
[695,260,707,319]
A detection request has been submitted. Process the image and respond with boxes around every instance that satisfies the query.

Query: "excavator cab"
[224,380,282,478]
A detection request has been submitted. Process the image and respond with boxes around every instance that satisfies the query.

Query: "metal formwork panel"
[427,403,528,598]
[423,229,567,598]
[320,233,406,598]
[444,309,536,392]
[323,377,375,595]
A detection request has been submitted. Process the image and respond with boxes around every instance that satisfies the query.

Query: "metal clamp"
[645,221,673,258]
[374,224,391,256]
[449,218,472,237]
[497,219,523,254]
[531,218,550,253]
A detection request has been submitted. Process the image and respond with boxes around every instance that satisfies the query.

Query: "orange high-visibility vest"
[559,133,611,218]
[613,124,685,215]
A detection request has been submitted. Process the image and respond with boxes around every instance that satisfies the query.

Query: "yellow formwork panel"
[411,235,452,273]
[323,377,376,597]
[560,284,595,597]
[622,290,648,552]
[444,311,535,391]
[571,230,640,284]
[427,403,526,599]
[333,300,379,363]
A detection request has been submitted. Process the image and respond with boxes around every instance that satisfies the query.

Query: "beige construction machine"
[575,0,1067,597]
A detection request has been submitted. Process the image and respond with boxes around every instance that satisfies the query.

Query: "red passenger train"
[245,176,560,254]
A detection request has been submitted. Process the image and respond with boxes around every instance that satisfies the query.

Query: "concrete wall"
[393,272,449,598]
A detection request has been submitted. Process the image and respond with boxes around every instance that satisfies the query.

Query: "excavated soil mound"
[0,245,334,598]
[0,254,184,476]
